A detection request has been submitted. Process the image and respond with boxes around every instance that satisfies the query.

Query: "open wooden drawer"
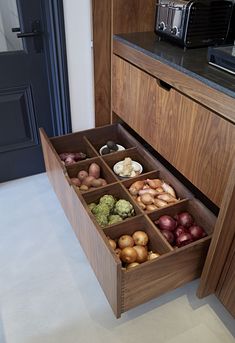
[40,123,216,318]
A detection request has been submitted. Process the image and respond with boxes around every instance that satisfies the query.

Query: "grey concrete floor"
[0,173,234,343]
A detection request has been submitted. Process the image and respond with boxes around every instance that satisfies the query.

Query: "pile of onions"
[59,152,86,166]
[107,230,160,269]
[154,211,207,248]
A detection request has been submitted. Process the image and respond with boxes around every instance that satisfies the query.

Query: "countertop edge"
[113,35,235,124]
[113,34,235,101]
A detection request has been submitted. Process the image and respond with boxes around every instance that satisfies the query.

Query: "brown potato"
[77,170,88,181]
[70,177,81,187]
[91,178,103,188]
[79,185,89,191]
[88,163,100,179]
[99,178,107,186]
[82,176,95,187]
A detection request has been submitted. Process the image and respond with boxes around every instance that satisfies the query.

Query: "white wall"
[0,0,23,52]
[63,0,95,132]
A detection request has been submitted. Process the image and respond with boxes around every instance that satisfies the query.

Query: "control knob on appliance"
[171,26,178,35]
[158,22,166,30]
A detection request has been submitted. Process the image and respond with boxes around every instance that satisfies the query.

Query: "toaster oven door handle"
[156,79,172,91]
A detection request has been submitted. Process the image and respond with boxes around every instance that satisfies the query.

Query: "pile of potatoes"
[70,162,107,191]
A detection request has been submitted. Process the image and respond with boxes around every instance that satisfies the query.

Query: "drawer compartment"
[40,123,216,318]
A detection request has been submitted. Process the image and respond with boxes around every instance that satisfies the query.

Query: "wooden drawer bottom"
[40,123,216,317]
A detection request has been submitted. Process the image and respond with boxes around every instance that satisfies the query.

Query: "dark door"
[0,0,58,181]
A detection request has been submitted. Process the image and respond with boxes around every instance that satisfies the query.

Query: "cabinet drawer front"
[112,55,235,207]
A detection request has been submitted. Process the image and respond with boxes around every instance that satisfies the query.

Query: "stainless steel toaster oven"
[155,0,233,48]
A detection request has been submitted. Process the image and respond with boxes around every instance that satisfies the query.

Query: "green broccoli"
[108,214,123,225]
[114,199,135,219]
[99,194,116,210]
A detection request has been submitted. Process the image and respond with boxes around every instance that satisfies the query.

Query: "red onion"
[175,212,194,228]
[65,157,76,165]
[188,225,207,240]
[155,215,177,231]
[74,152,86,161]
[176,232,193,247]
[174,225,188,238]
[59,152,70,161]
[161,230,174,244]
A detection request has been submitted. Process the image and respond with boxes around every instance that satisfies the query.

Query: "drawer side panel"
[122,240,210,312]
[40,128,122,318]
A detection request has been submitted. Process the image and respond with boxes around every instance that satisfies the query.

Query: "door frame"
[42,0,72,135]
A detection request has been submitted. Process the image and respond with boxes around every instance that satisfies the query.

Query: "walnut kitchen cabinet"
[111,33,235,317]
[41,2,235,318]
[92,0,156,126]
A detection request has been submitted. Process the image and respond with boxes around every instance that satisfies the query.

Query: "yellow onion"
[121,247,137,263]
[133,245,148,263]
[118,235,134,249]
[148,251,160,260]
[114,248,122,259]
[126,262,140,270]
[132,231,149,246]
[108,238,116,250]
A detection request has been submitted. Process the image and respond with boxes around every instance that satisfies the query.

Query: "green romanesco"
[88,202,97,212]
[114,199,135,219]
[92,203,110,217]
[108,214,123,225]
[95,213,109,227]
[99,194,116,210]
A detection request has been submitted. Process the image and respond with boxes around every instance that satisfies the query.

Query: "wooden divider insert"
[103,215,171,254]
[81,182,142,218]
[148,200,216,237]
[66,157,118,186]
[40,124,217,317]
[102,147,158,175]
[121,238,212,312]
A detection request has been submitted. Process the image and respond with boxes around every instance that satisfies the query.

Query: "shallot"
[129,181,145,195]
[140,193,154,205]
[162,182,176,198]
[146,179,162,189]
[157,193,177,203]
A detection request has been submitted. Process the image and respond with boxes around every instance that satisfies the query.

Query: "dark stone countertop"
[113,32,235,100]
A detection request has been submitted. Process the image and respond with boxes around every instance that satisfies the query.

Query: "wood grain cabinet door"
[217,247,235,317]
[112,55,235,207]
